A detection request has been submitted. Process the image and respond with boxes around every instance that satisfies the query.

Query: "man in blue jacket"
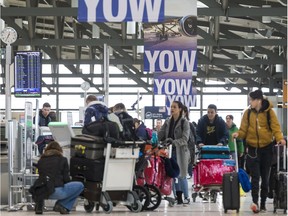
[196,104,229,147]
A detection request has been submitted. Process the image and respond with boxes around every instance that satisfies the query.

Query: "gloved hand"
[217,143,223,146]
[164,138,173,145]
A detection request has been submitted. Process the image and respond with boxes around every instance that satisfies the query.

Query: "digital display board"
[14,51,42,97]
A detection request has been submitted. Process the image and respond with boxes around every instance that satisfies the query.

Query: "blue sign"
[144,106,169,119]
[78,0,164,22]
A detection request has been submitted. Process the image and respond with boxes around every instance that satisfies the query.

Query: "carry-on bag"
[82,120,120,139]
[70,157,105,182]
[199,145,230,159]
[222,139,240,213]
[71,134,106,159]
[273,144,287,214]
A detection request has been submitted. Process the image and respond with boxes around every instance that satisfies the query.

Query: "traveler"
[232,89,286,213]
[158,101,190,205]
[183,105,196,178]
[33,102,51,126]
[225,114,244,161]
[133,118,148,141]
[196,104,229,147]
[84,95,108,125]
[34,141,84,214]
[155,118,163,132]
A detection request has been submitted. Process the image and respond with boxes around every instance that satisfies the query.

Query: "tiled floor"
[0,189,285,216]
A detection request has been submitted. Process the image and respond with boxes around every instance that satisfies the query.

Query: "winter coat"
[227,123,244,154]
[196,114,229,145]
[37,149,70,188]
[158,117,190,178]
[33,110,51,126]
[84,101,108,125]
[237,99,284,148]
[135,123,148,141]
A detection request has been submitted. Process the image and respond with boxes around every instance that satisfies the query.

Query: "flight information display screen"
[14,51,42,97]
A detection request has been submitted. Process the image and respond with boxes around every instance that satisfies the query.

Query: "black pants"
[246,143,273,205]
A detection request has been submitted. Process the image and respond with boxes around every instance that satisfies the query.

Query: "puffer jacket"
[158,117,190,178]
[237,99,284,148]
[37,149,70,188]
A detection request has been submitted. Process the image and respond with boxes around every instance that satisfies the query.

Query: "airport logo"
[78,0,164,22]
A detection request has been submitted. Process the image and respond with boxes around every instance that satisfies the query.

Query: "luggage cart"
[192,158,236,203]
[135,141,175,211]
[75,139,145,213]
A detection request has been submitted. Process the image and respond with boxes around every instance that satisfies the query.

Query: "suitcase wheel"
[84,200,95,213]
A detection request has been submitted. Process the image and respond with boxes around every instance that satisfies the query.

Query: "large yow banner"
[77,0,197,113]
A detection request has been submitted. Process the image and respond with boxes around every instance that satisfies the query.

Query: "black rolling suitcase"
[273,145,287,214]
[222,139,240,213]
[70,157,105,182]
[71,134,106,159]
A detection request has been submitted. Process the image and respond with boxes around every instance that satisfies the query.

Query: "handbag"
[238,168,251,192]
[29,176,55,201]
[164,157,180,178]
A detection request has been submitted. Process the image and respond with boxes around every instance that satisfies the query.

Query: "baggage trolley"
[72,138,145,213]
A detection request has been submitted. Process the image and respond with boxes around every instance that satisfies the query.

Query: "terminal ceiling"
[0,0,287,97]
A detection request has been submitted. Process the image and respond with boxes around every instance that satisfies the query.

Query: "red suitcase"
[193,159,235,187]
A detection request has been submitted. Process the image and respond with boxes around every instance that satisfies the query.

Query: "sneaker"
[260,204,267,212]
[250,203,260,213]
[183,197,190,204]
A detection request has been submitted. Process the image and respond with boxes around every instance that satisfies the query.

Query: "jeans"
[49,181,84,211]
[246,144,273,205]
[174,177,189,198]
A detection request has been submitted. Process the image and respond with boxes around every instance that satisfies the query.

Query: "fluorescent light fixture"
[126,21,136,34]
[262,5,271,23]
[137,46,144,54]
[276,64,283,73]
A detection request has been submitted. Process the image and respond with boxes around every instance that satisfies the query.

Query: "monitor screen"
[14,51,42,97]
[48,122,75,147]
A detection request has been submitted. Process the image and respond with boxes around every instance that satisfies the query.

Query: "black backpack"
[116,112,137,141]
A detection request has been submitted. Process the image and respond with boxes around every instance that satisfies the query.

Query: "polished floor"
[0,189,285,216]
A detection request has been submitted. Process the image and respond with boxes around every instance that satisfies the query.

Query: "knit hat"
[249,89,263,100]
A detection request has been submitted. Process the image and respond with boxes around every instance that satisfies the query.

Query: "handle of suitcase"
[277,144,286,172]
[233,138,239,172]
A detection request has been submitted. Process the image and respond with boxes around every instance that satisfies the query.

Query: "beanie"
[249,89,263,100]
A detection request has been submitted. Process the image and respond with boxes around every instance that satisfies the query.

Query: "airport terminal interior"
[0,0,287,215]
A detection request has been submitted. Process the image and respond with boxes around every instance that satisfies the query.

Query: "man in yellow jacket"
[233,89,286,214]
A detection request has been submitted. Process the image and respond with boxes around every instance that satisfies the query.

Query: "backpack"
[116,112,137,141]
[145,128,153,140]
[181,119,196,164]
[247,108,271,130]
[87,104,108,122]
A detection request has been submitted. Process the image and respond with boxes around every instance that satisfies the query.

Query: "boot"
[176,191,183,204]
[35,200,44,214]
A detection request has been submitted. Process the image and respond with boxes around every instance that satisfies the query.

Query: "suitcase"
[70,157,105,182]
[71,134,106,159]
[193,159,235,187]
[222,139,240,213]
[273,145,287,214]
[222,172,240,213]
[199,145,230,159]
[83,181,102,201]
